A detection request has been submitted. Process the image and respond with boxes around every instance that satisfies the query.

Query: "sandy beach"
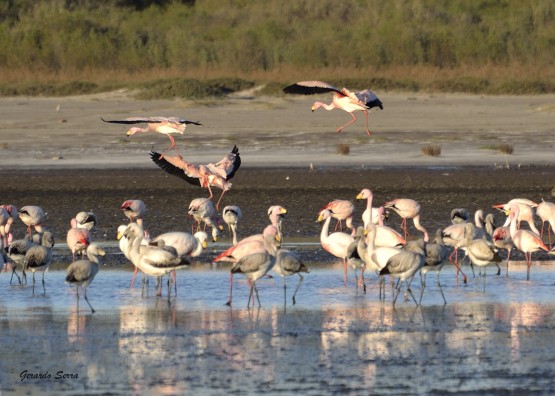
[0,90,554,169]
[1,90,555,394]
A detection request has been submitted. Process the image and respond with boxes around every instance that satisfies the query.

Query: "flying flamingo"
[101,116,202,158]
[230,225,280,308]
[536,200,555,247]
[282,81,383,135]
[320,199,355,233]
[222,205,242,245]
[508,205,553,280]
[151,146,241,209]
[317,209,355,287]
[121,200,147,227]
[65,243,105,313]
[383,198,427,240]
[18,206,46,236]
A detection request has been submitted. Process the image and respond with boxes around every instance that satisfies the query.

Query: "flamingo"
[320,199,355,233]
[66,218,92,261]
[508,205,553,280]
[214,206,286,305]
[379,239,426,306]
[117,224,152,288]
[23,231,55,295]
[65,243,105,313]
[383,198,427,240]
[492,226,514,276]
[18,206,46,236]
[101,116,202,158]
[267,205,287,244]
[356,189,386,227]
[464,223,502,291]
[7,236,34,285]
[230,225,279,308]
[317,209,355,287]
[536,200,555,247]
[450,208,470,224]
[222,205,242,245]
[413,229,449,305]
[188,198,224,241]
[151,146,241,209]
[121,200,147,227]
[124,223,190,299]
[282,81,383,135]
[74,211,97,231]
[0,204,18,245]
[272,249,309,305]
[493,198,539,235]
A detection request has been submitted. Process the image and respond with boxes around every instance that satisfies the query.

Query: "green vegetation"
[1,0,554,97]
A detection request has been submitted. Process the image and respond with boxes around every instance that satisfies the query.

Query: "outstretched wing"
[209,146,241,181]
[355,89,383,110]
[150,151,201,186]
[282,81,343,96]
[101,117,202,125]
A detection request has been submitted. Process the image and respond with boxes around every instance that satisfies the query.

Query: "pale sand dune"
[0,91,554,169]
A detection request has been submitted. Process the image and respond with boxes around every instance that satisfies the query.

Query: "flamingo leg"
[292,274,304,305]
[215,190,226,211]
[226,272,233,306]
[343,258,347,287]
[84,288,95,313]
[130,266,139,288]
[363,110,372,136]
[526,252,532,281]
[336,112,358,133]
[159,136,176,159]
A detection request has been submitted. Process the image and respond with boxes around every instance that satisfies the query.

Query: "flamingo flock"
[1,85,554,312]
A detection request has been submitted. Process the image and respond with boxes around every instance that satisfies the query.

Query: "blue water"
[2,260,555,394]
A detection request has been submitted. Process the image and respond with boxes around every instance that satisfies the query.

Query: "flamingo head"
[356,189,372,200]
[126,127,142,137]
[311,102,323,112]
[317,209,331,222]
[491,203,509,214]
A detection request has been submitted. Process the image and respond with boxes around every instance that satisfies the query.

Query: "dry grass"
[336,144,350,155]
[421,145,442,157]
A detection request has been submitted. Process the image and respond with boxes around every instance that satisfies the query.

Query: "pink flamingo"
[121,200,147,227]
[102,116,202,158]
[0,204,18,245]
[151,146,241,210]
[383,198,427,240]
[536,200,555,247]
[18,206,46,236]
[67,218,92,262]
[282,81,383,135]
[509,205,553,280]
[492,226,514,276]
[320,199,355,233]
[492,198,539,235]
[317,209,355,287]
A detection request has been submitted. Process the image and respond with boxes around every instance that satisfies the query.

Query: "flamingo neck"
[320,216,331,243]
[313,101,336,111]
[413,214,428,241]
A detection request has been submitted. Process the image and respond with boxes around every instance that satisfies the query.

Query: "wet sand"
[1,92,555,394]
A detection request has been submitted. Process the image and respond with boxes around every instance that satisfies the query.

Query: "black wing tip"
[185,120,203,126]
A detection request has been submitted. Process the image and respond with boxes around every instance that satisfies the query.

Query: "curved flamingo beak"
[356,193,364,200]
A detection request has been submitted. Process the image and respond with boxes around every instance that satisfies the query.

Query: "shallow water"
[2,260,555,394]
